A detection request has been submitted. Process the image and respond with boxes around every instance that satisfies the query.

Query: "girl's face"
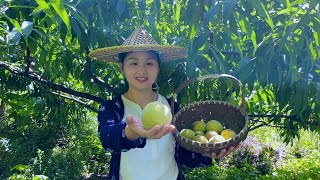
[121,51,160,91]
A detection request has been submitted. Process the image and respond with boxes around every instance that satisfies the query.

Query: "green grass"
[4,124,320,179]
[250,127,320,152]
[185,127,320,180]
[251,127,320,179]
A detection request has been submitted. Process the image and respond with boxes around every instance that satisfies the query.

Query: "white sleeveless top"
[119,94,178,180]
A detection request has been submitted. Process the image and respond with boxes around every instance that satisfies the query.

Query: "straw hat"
[88,26,187,62]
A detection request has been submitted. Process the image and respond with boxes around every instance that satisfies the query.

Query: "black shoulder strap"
[166,97,180,115]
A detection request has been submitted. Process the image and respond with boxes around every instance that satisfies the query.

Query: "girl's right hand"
[125,114,175,141]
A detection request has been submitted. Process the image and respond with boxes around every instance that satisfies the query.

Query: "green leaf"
[116,0,126,16]
[250,0,274,30]
[251,30,257,53]
[238,17,257,53]
[68,7,88,31]
[313,31,319,46]
[3,14,22,33]
[277,8,295,15]
[10,164,29,172]
[317,83,320,98]
[138,0,146,10]
[174,3,181,23]
[308,41,316,61]
[294,79,309,116]
[70,17,81,39]
[285,0,291,8]
[186,56,197,78]
[21,21,33,38]
[190,24,196,40]
[33,175,49,180]
[191,31,208,52]
[35,0,55,19]
[6,27,21,45]
[238,19,247,34]
[223,0,237,21]
[238,56,252,69]
[204,3,219,24]
[154,0,161,9]
[33,29,47,41]
[30,6,43,16]
[50,0,71,31]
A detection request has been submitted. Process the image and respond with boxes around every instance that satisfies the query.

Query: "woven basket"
[171,74,249,155]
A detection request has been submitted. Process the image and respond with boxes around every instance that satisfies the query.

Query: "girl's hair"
[118,51,161,64]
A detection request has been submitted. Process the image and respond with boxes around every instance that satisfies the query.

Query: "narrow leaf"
[190,24,196,40]
[116,0,126,16]
[251,30,257,53]
[138,0,146,10]
[68,7,88,32]
[35,0,55,19]
[313,31,319,46]
[10,164,29,172]
[174,3,181,23]
[308,42,316,60]
[70,17,81,39]
[33,175,49,180]
[250,1,274,30]
[223,0,237,21]
[50,0,71,31]
[204,4,219,24]
[4,14,22,33]
[285,0,291,8]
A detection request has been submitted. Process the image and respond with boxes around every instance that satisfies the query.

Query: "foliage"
[274,151,320,179]
[2,112,110,179]
[185,127,320,180]
[0,0,319,178]
[0,0,319,138]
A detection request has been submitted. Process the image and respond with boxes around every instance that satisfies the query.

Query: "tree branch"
[248,114,296,118]
[0,99,6,120]
[24,48,31,74]
[248,114,320,131]
[248,119,286,131]
[47,90,98,113]
[0,60,105,104]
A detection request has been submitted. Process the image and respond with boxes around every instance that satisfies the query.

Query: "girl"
[89,27,239,180]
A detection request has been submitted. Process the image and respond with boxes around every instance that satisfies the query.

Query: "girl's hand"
[125,114,175,140]
[205,144,241,159]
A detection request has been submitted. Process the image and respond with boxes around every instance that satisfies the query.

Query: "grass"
[251,127,320,179]
[185,126,320,180]
[250,127,320,153]
[4,123,320,179]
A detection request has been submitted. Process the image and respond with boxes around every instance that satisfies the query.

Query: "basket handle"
[171,74,246,116]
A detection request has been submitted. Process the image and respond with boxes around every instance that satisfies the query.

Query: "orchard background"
[0,0,319,179]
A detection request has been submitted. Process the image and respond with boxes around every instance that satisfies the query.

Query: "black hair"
[118,51,161,64]
[118,53,127,63]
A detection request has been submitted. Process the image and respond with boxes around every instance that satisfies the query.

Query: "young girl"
[89,27,239,180]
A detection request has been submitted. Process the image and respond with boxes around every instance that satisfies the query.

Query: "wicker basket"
[171,74,249,155]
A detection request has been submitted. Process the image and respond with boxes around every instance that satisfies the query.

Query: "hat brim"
[88,44,187,62]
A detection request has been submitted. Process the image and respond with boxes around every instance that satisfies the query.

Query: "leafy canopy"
[0,0,319,146]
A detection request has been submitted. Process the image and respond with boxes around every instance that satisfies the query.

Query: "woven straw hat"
[88,26,187,62]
